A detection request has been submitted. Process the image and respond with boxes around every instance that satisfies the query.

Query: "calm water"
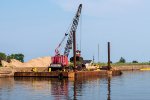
[0,71,150,100]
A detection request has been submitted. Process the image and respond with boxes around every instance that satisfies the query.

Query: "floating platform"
[14,70,122,78]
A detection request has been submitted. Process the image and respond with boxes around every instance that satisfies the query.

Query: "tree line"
[116,57,144,63]
[0,52,24,66]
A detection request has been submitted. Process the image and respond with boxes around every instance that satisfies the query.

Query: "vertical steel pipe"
[98,44,99,63]
[108,42,111,70]
[73,31,77,71]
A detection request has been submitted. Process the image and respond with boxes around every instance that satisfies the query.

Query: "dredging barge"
[14,4,122,78]
[14,42,122,78]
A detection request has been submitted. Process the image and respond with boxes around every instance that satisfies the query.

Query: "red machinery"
[50,4,82,70]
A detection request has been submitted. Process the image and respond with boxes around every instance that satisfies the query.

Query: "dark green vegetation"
[0,52,7,66]
[7,54,24,62]
[0,52,24,66]
[118,57,126,63]
[0,52,7,61]
[132,60,138,63]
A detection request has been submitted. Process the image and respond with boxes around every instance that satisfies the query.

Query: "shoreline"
[112,64,150,71]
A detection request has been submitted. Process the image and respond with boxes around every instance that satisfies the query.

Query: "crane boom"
[64,4,82,57]
[50,4,82,71]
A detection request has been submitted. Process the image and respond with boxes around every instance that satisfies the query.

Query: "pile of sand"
[0,67,14,77]
[1,56,51,68]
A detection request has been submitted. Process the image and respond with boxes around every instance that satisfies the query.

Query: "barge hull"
[14,70,122,78]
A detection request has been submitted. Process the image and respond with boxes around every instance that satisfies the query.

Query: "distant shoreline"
[110,63,150,71]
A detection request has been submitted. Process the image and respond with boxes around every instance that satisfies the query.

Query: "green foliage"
[118,57,126,63]
[0,52,24,64]
[7,53,24,62]
[0,52,7,61]
[0,52,7,65]
[132,60,138,63]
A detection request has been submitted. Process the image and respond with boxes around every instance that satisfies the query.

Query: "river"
[0,71,150,100]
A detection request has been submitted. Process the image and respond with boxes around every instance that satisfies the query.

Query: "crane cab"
[49,55,69,71]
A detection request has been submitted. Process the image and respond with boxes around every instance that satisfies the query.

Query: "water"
[0,71,150,100]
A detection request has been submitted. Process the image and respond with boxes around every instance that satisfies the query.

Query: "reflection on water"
[14,77,112,100]
[107,77,111,100]
[1,71,150,100]
[0,76,111,100]
[14,78,71,100]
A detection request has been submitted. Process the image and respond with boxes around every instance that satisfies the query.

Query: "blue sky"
[0,0,150,62]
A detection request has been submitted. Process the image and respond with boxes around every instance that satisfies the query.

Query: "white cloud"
[53,0,144,17]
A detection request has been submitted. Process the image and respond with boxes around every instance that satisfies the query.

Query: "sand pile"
[0,67,13,73]
[0,67,14,77]
[26,56,51,67]
[1,56,51,67]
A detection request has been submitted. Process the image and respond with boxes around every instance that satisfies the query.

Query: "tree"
[0,52,7,65]
[118,57,126,63]
[7,53,24,62]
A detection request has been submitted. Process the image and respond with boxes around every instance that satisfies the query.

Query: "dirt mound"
[25,56,51,67]
[1,56,51,67]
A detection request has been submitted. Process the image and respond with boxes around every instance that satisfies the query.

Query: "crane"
[50,4,82,71]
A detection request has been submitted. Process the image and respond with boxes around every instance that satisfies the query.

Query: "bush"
[7,53,24,62]
[132,60,138,63]
[0,52,7,65]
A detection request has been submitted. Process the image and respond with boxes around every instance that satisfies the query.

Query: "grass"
[112,62,150,66]
[96,62,150,67]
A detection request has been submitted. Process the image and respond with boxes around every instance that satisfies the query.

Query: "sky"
[0,0,150,62]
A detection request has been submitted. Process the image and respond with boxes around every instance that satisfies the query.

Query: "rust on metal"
[14,70,122,78]
[14,72,72,78]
